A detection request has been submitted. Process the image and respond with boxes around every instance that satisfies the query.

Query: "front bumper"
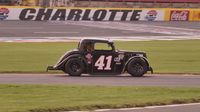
[148,66,153,74]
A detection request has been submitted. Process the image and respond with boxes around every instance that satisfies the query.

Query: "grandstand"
[74,0,200,8]
[0,0,40,6]
[0,0,14,5]
[0,0,199,8]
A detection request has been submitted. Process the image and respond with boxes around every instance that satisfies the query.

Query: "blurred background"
[0,0,199,8]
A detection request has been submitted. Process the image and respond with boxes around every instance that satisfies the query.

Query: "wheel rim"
[133,63,144,74]
[70,62,81,72]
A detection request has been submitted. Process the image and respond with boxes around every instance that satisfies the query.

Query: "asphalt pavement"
[0,21,200,38]
[0,74,200,87]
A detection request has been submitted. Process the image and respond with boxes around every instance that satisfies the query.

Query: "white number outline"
[95,55,112,70]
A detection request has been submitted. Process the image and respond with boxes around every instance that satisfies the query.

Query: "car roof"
[80,38,113,43]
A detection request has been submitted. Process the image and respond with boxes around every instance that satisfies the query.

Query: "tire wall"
[0,6,199,21]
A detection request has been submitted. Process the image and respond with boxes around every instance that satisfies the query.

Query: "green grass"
[0,85,199,112]
[0,40,200,73]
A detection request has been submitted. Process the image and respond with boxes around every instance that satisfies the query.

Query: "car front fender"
[122,56,152,73]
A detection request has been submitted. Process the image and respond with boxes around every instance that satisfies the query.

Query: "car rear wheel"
[64,58,84,76]
[127,58,148,77]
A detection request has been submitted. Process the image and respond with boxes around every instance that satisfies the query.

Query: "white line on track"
[66,103,200,112]
[94,103,200,112]
[0,36,200,42]
[0,27,43,29]
[64,21,200,36]
[34,32,79,34]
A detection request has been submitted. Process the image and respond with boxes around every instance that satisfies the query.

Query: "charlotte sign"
[0,7,165,21]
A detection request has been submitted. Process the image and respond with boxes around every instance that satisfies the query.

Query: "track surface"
[0,21,200,37]
[0,74,200,87]
[0,21,200,41]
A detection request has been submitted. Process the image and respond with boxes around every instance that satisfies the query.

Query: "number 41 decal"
[95,55,112,70]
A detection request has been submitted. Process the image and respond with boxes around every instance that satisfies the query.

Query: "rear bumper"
[46,66,57,72]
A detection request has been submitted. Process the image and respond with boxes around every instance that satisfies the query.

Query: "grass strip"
[0,84,200,112]
[0,40,200,73]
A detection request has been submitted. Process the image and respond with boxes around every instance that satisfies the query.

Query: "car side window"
[84,42,94,52]
[95,43,112,51]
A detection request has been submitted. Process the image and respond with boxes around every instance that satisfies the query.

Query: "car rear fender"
[122,56,150,73]
[55,54,88,70]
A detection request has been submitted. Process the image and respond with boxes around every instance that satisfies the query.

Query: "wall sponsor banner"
[0,8,9,20]
[192,10,200,21]
[170,10,190,21]
[0,7,165,21]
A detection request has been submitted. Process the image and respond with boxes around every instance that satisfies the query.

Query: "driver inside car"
[85,42,94,52]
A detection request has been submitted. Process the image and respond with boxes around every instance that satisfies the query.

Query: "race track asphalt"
[0,73,200,87]
[0,21,200,38]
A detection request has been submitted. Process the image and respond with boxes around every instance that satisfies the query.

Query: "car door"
[91,42,117,74]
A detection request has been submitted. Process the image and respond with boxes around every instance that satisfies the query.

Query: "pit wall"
[0,6,199,21]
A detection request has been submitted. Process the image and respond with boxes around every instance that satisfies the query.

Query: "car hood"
[117,50,147,57]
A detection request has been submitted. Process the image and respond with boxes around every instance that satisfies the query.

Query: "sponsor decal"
[119,54,124,60]
[136,54,144,57]
[197,13,200,19]
[193,11,200,21]
[85,53,93,64]
[114,57,120,62]
[19,8,142,21]
[114,54,124,64]
[114,57,121,65]
[0,8,9,20]
[145,10,157,21]
[170,10,189,21]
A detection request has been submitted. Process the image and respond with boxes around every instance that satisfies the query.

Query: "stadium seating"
[74,0,200,8]
[75,0,200,3]
[109,0,200,3]
[0,0,13,5]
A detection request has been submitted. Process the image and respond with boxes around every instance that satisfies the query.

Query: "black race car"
[47,38,153,77]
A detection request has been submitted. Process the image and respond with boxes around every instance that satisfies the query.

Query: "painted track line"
[64,21,200,36]
[94,103,200,112]
[66,103,200,112]
[0,36,200,42]
[34,32,79,34]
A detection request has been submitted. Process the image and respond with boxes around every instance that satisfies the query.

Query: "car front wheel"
[127,58,148,77]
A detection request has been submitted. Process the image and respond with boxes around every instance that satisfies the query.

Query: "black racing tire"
[64,58,84,76]
[127,58,148,77]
